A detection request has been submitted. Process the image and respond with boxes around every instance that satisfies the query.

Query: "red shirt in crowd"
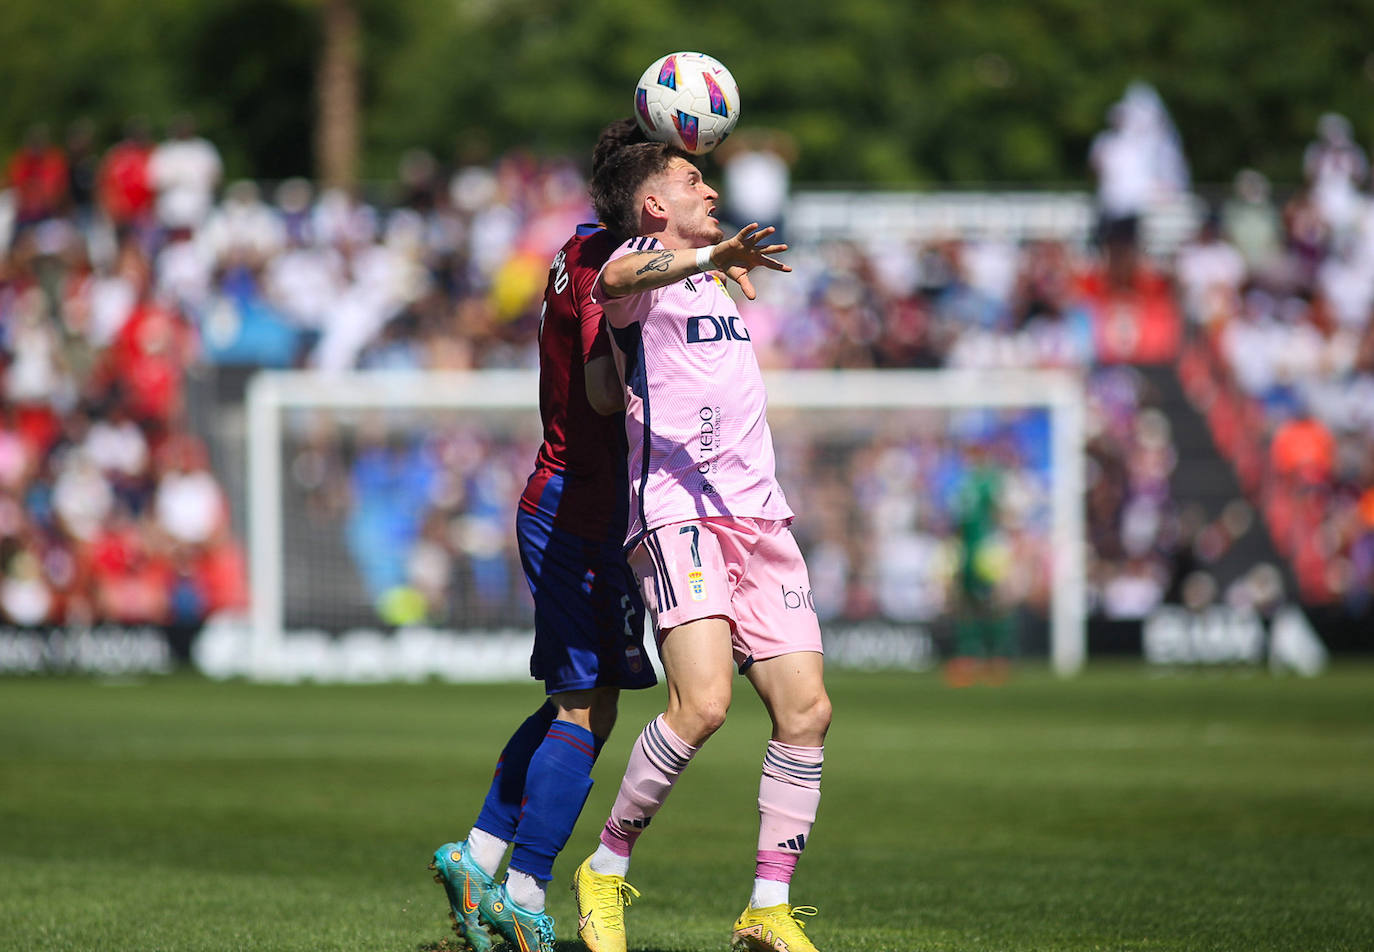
[104,303,195,423]
[7,145,69,224]
[98,140,154,227]
[1077,265,1182,365]
[1270,416,1336,485]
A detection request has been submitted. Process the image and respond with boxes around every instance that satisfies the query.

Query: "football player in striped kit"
[430,120,659,952]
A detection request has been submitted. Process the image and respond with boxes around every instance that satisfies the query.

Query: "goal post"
[244,368,1086,679]
[761,370,1086,675]
[245,369,542,680]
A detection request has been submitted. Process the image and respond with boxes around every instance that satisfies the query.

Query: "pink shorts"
[629,517,824,668]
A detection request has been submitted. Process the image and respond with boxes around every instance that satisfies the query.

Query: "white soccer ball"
[633,51,741,156]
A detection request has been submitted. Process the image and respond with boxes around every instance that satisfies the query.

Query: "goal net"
[231,369,1084,681]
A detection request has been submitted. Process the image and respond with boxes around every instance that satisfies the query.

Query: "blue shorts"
[516,506,657,694]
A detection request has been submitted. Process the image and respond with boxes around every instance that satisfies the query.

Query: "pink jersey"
[595,236,793,545]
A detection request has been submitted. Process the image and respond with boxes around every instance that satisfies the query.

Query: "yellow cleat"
[730,903,821,952]
[570,855,640,952]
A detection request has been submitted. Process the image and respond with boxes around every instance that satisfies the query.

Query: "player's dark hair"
[590,140,681,240]
[591,118,648,178]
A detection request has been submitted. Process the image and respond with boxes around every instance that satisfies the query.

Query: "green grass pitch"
[1,664,1371,951]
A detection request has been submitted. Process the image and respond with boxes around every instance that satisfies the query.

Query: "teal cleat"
[478,882,557,952]
[429,841,498,952]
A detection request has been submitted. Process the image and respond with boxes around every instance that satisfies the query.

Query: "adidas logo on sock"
[777,833,807,851]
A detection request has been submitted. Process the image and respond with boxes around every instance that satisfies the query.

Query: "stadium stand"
[1,119,1371,654]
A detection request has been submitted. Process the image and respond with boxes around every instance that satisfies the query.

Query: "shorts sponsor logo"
[781,584,816,612]
[687,570,708,601]
[626,644,643,673]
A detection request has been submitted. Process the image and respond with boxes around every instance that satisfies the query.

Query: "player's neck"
[643,221,695,252]
[639,227,682,251]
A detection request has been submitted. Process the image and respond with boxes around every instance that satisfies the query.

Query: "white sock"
[588,842,630,877]
[466,827,508,878]
[505,869,546,912]
[751,877,789,908]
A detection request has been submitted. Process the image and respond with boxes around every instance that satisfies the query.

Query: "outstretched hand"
[713,223,790,301]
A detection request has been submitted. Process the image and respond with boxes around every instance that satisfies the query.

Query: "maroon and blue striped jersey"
[518,224,629,543]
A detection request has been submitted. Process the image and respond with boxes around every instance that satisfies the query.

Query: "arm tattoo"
[634,251,674,275]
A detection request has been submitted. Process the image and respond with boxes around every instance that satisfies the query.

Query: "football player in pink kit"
[571,141,832,952]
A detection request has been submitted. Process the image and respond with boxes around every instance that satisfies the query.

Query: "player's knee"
[679,695,731,743]
[694,696,731,736]
[807,692,833,738]
[778,691,831,744]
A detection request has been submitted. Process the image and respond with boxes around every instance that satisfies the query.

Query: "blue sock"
[508,719,598,881]
[473,702,557,841]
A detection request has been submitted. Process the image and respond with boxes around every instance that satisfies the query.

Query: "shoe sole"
[730,929,816,952]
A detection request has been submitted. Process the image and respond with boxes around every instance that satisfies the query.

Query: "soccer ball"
[633,52,740,156]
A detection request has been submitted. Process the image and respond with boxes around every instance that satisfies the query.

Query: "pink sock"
[599,715,699,857]
[755,741,823,884]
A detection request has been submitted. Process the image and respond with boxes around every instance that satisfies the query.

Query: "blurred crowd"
[1,117,248,629]
[3,96,1373,632]
[1171,112,1374,612]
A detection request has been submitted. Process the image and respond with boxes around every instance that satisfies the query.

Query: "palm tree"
[315,0,359,189]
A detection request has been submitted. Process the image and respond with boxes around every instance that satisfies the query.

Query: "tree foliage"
[3,0,1372,186]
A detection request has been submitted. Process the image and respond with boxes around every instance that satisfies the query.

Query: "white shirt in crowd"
[155,235,216,313]
[265,245,346,329]
[1,553,52,626]
[875,530,948,622]
[148,136,223,230]
[155,469,224,544]
[5,306,66,405]
[202,183,286,263]
[87,274,138,348]
[53,454,114,542]
[83,419,149,478]
[1175,234,1246,324]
